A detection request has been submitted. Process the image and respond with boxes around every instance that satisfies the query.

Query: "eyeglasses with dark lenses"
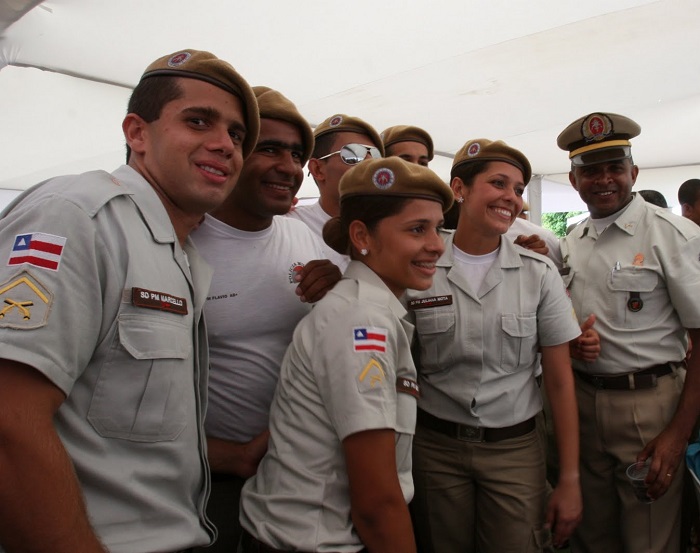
[318,143,382,165]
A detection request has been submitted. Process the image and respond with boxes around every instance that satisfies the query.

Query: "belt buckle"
[457,424,484,442]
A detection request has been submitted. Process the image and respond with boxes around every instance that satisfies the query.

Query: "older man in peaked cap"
[0,50,258,553]
[558,112,700,553]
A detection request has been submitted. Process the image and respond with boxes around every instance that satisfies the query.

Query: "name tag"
[396,377,420,398]
[132,287,188,315]
[407,295,452,310]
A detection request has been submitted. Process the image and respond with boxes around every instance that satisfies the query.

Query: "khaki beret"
[557,112,641,167]
[313,114,385,156]
[381,125,434,161]
[452,139,532,184]
[323,157,453,255]
[340,157,452,208]
[141,49,259,158]
[253,86,314,164]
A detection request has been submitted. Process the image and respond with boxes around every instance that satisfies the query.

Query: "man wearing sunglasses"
[287,114,384,269]
[191,87,341,552]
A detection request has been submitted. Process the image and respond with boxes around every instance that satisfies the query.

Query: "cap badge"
[167,52,192,68]
[467,142,481,157]
[372,168,395,190]
[330,115,343,127]
[582,113,613,143]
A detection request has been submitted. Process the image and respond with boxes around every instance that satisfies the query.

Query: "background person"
[239,157,453,553]
[679,178,700,226]
[381,124,433,167]
[407,139,583,552]
[0,49,258,553]
[557,111,700,553]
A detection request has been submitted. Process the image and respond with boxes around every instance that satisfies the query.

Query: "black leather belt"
[417,408,535,443]
[241,530,367,553]
[575,363,674,390]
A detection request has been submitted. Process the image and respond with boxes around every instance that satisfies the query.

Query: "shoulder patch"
[357,358,386,392]
[0,270,53,329]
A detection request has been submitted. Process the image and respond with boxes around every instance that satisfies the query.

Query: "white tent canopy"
[2,0,699,215]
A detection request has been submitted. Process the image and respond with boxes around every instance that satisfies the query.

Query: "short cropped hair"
[679,179,700,206]
[125,76,183,162]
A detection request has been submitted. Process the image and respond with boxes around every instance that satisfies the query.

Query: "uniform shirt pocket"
[88,313,192,442]
[501,313,538,373]
[414,306,456,374]
[608,267,660,327]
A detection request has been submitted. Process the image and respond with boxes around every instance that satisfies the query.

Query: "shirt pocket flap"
[501,313,537,338]
[609,268,658,292]
[414,307,455,335]
[118,313,191,359]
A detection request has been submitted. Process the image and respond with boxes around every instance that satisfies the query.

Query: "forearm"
[207,430,269,478]
[0,423,105,552]
[352,498,416,553]
[542,347,580,481]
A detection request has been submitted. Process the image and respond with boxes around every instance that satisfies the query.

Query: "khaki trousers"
[570,370,685,553]
[411,422,548,553]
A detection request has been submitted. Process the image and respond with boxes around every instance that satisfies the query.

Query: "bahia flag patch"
[8,232,67,272]
[353,327,388,353]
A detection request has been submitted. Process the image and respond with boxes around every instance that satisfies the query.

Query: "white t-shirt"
[191,215,326,442]
[286,201,350,270]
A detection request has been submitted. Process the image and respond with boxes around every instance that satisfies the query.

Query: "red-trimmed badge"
[288,261,305,283]
[372,168,395,190]
[168,52,191,67]
[582,113,613,143]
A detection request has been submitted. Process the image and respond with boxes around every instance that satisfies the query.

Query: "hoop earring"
[360,248,368,256]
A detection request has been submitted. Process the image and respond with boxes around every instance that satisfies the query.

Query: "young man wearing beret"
[558,112,700,553]
[287,113,384,270]
[0,50,259,553]
[191,86,340,552]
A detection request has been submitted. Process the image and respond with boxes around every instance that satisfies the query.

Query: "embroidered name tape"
[132,287,188,315]
[8,232,67,272]
[353,326,387,353]
[408,295,453,309]
[396,377,420,398]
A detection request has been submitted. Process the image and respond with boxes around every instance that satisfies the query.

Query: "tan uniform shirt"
[406,232,580,428]
[561,193,700,375]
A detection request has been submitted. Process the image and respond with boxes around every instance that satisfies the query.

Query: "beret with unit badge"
[323,157,453,255]
[313,114,385,157]
[381,125,434,161]
[451,139,532,184]
[141,49,260,158]
[557,112,641,167]
[253,86,314,164]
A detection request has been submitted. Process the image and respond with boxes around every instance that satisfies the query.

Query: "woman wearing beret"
[407,140,583,552]
[239,157,453,553]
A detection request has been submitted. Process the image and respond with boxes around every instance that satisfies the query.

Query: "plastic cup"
[626,461,653,504]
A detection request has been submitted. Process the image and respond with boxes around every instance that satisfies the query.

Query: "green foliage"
[541,211,584,237]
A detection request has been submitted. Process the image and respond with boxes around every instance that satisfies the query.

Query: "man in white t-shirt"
[191,86,341,552]
[287,113,384,270]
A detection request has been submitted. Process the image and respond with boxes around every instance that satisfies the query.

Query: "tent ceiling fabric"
[1,0,699,213]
